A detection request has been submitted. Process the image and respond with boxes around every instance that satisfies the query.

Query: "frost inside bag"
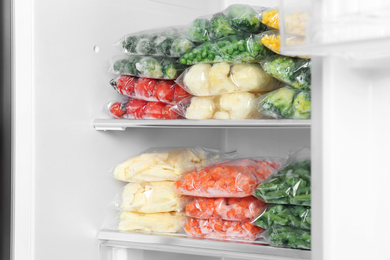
[118,27,196,58]
[254,148,311,206]
[109,55,187,79]
[173,92,263,120]
[185,196,267,222]
[179,34,273,65]
[117,182,183,213]
[175,158,281,198]
[257,87,311,119]
[261,225,311,249]
[184,218,262,241]
[260,55,311,90]
[254,204,311,230]
[110,75,191,104]
[119,211,183,233]
[175,62,282,96]
[113,147,231,182]
[106,99,182,120]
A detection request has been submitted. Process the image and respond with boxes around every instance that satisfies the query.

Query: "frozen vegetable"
[185,196,267,222]
[260,55,311,90]
[260,9,309,36]
[262,226,311,249]
[113,147,229,182]
[210,13,236,40]
[187,18,210,42]
[260,31,308,58]
[226,5,262,34]
[119,211,183,233]
[184,218,262,241]
[175,158,281,198]
[260,9,279,30]
[119,182,182,213]
[255,204,311,230]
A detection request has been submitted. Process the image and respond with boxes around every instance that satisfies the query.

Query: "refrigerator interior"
[12,0,311,260]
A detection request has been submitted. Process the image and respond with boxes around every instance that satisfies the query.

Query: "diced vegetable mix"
[255,204,311,230]
[263,226,311,249]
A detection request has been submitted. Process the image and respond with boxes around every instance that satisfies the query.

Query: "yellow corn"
[261,34,280,54]
[262,9,279,30]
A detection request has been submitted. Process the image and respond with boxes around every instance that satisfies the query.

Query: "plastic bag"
[175,158,281,198]
[109,56,187,79]
[260,9,309,36]
[262,226,311,249]
[260,55,311,90]
[254,204,311,230]
[185,196,267,222]
[256,87,311,119]
[179,34,273,65]
[259,31,307,58]
[254,148,311,206]
[184,218,262,241]
[110,75,191,104]
[117,182,183,213]
[175,62,282,96]
[118,27,196,58]
[186,4,268,43]
[107,99,182,119]
[113,147,231,183]
[119,211,183,233]
[173,92,263,120]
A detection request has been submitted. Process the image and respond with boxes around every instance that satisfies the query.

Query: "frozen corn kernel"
[261,34,281,53]
[262,9,279,29]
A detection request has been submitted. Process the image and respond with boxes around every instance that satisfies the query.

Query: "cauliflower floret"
[213,111,230,120]
[185,97,216,119]
[209,63,238,95]
[230,64,282,92]
[183,64,212,96]
[219,92,259,119]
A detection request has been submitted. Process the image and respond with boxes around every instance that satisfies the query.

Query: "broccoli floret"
[292,91,311,119]
[112,57,139,75]
[262,56,295,84]
[170,37,195,57]
[187,18,210,42]
[122,36,141,53]
[134,38,156,55]
[227,5,262,33]
[154,36,174,56]
[135,57,163,78]
[261,87,296,118]
[161,60,178,79]
[291,59,311,90]
[210,13,235,40]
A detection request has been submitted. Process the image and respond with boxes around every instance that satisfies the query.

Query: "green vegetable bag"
[262,225,311,249]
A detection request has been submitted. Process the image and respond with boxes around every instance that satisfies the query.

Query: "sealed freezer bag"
[119,211,183,233]
[257,87,311,119]
[186,4,268,43]
[110,75,191,104]
[117,182,183,213]
[185,196,267,222]
[175,158,281,198]
[118,27,196,58]
[113,147,230,182]
[179,34,273,65]
[260,9,309,36]
[107,99,181,119]
[255,204,311,230]
[184,218,262,241]
[260,55,311,90]
[109,56,187,79]
[262,226,311,249]
[254,148,311,206]
[176,63,282,96]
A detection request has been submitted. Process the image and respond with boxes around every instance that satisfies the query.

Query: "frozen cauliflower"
[213,111,230,120]
[209,63,238,95]
[219,92,260,119]
[183,64,212,96]
[185,97,216,119]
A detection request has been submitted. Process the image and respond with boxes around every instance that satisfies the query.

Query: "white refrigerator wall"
[13,1,310,260]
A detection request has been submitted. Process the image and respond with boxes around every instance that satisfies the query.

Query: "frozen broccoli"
[170,37,195,57]
[227,5,262,33]
[155,36,174,56]
[210,13,235,40]
[122,36,141,53]
[260,87,296,118]
[135,38,156,55]
[292,91,311,119]
[112,57,139,75]
[160,59,185,79]
[187,18,210,42]
[136,57,163,78]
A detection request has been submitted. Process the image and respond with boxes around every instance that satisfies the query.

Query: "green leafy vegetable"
[187,18,210,42]
[210,13,235,40]
[226,5,262,33]
[265,226,311,249]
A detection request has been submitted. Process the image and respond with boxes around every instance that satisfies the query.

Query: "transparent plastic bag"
[261,225,311,249]
[256,87,311,119]
[117,27,196,58]
[259,9,309,36]
[117,182,183,213]
[175,62,282,96]
[185,196,267,222]
[110,75,191,104]
[175,158,281,198]
[179,34,273,65]
[254,148,311,206]
[260,55,311,90]
[119,211,184,233]
[109,55,187,79]
[106,99,182,120]
[254,204,311,230]
[259,31,307,58]
[113,147,231,183]
[172,92,263,120]
[184,218,262,241]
